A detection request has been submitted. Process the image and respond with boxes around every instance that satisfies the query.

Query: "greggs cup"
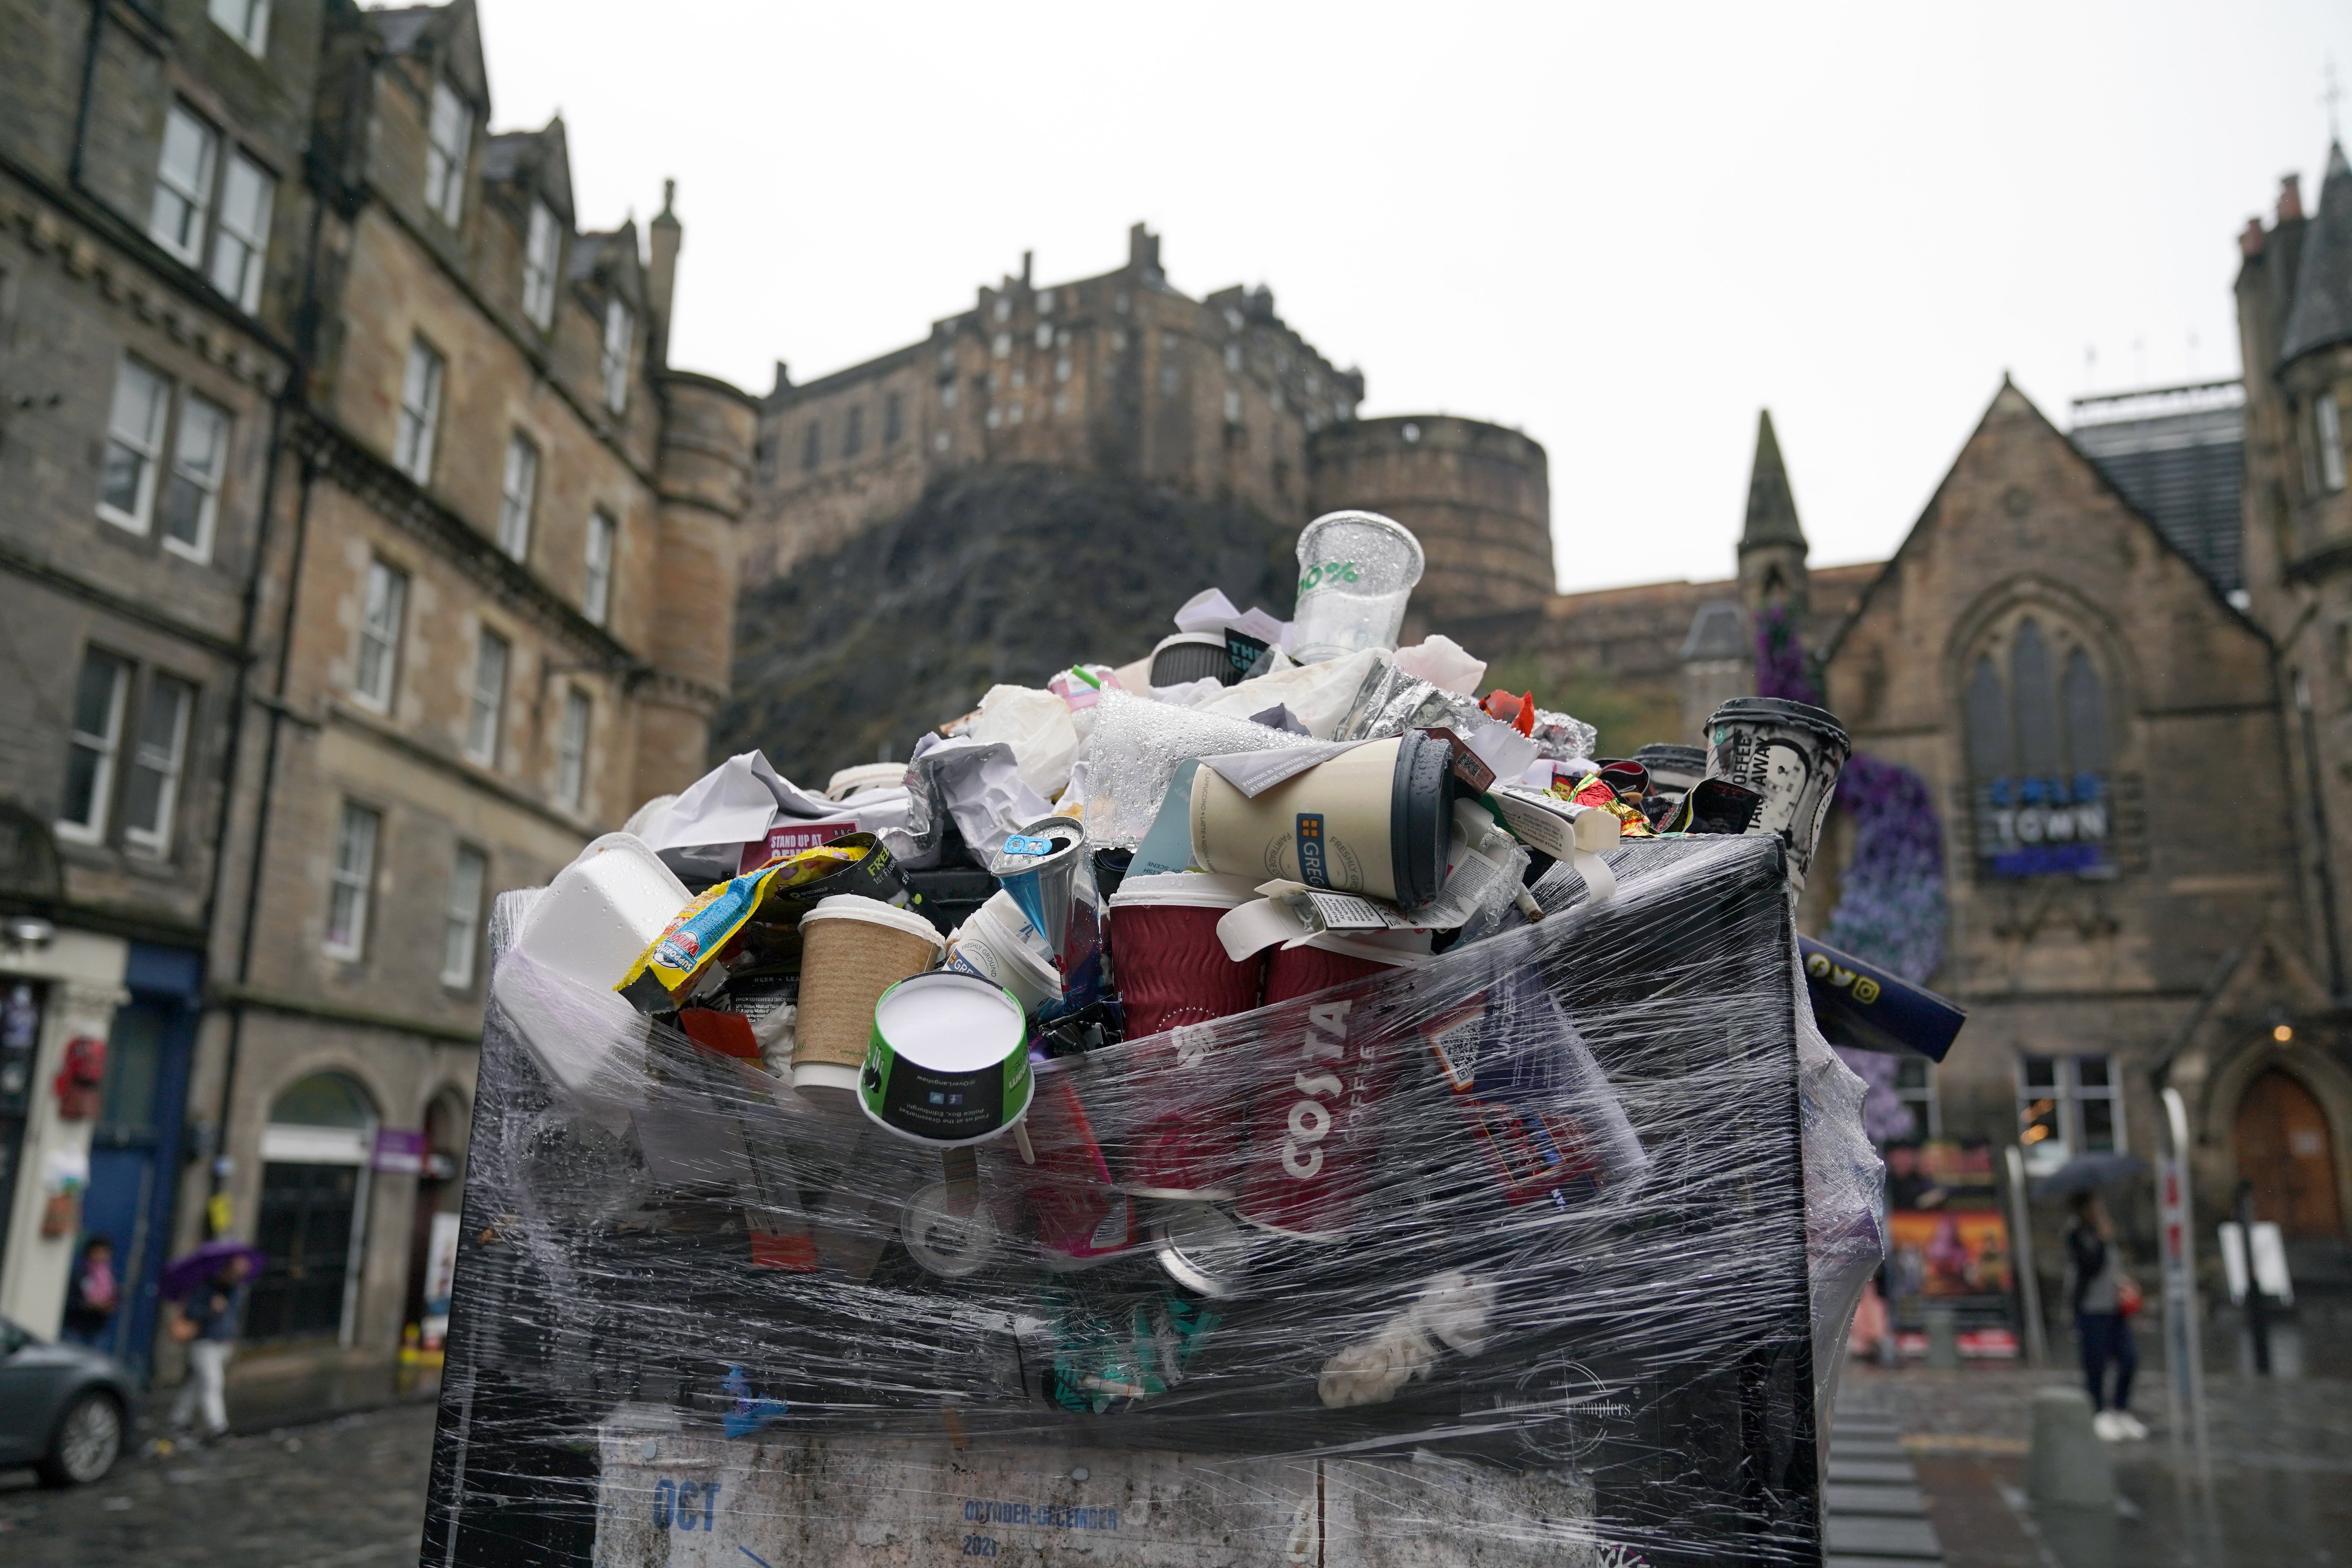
[1188,731,1454,912]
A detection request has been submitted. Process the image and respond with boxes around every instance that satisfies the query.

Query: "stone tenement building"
[0,0,316,1350]
[0,0,754,1406]
[741,227,1557,640]
[2226,143,2352,1250]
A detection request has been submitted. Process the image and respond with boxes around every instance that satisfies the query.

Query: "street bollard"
[2236,1181,2273,1374]
[2026,1385,2115,1508]
[1924,1304,1960,1370]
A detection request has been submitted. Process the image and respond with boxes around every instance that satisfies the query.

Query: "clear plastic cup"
[1289,511,1425,663]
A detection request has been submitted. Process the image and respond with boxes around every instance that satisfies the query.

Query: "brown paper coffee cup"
[793,895,944,1109]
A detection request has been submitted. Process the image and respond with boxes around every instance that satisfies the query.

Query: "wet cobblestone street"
[0,1401,436,1568]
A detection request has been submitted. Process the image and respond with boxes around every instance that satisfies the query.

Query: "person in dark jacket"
[61,1236,118,1348]
[2065,1191,2143,1440]
[169,1254,249,1442]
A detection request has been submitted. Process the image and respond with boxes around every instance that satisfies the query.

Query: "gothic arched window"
[1963,615,2114,878]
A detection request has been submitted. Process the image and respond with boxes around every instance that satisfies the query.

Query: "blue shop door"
[77,946,199,1381]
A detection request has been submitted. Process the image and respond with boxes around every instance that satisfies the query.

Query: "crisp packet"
[1564,771,1656,838]
[617,841,876,1013]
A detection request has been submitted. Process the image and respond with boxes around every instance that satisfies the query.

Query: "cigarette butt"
[1514,886,1544,922]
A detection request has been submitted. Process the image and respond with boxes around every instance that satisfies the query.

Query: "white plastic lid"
[800,894,945,949]
[1109,872,1263,910]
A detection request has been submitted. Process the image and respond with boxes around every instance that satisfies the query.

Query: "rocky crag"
[720,465,1298,784]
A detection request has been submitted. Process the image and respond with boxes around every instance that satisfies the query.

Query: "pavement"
[1825,1395,1947,1567]
[1835,1362,2352,1568]
[0,1400,436,1568]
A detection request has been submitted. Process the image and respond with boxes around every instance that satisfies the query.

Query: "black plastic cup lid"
[1706,696,1851,756]
[1388,729,1455,913]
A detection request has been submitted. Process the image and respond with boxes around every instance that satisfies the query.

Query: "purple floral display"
[1753,608,1947,1142]
[1752,604,1822,706]
[1822,755,1949,1143]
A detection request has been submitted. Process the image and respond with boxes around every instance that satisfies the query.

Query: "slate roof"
[366,5,439,54]
[1740,409,1806,550]
[482,131,534,183]
[1680,601,1749,662]
[2281,141,2352,365]
[2069,381,2245,593]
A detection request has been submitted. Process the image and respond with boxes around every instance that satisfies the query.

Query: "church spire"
[2281,140,2352,364]
[1740,409,1807,551]
[1737,408,1809,614]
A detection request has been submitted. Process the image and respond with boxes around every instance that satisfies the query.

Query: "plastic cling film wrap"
[424,836,1849,1567]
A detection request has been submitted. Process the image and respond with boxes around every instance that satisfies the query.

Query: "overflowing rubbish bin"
[420,513,1880,1567]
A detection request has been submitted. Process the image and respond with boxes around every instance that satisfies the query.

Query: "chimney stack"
[1021,250,1033,288]
[1128,222,1160,277]
[2279,173,2304,223]
[647,178,682,366]
[2241,216,2267,258]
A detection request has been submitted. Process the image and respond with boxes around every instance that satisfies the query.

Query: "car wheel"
[37,1392,124,1487]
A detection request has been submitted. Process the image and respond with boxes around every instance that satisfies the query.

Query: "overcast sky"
[472,0,2350,594]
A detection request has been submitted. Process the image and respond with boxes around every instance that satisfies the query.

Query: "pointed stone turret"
[1737,409,1810,613]
[2281,141,2352,365]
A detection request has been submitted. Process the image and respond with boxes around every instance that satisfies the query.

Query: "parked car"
[0,1314,134,1485]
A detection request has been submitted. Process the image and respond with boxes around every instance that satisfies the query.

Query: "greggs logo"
[1295,813,1329,889]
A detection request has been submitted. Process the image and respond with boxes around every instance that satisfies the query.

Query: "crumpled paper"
[893,733,1053,867]
[1392,634,1487,696]
[967,684,1082,800]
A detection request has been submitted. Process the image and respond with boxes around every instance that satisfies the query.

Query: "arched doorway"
[250,1072,378,1344]
[2234,1069,2342,1239]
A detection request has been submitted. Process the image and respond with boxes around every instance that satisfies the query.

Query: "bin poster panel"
[1887,1208,2012,1298]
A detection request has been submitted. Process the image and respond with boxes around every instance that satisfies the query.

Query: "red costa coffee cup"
[1233,993,1407,1241]
[1262,929,1428,1007]
[1107,873,1263,1199]
[1108,873,1266,1035]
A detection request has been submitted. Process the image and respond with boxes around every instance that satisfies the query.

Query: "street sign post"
[2158,1087,2206,1450]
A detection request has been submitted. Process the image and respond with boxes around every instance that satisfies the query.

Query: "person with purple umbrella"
[167,1248,256,1443]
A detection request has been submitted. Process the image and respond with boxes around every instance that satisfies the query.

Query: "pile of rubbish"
[440,511,1901,1566]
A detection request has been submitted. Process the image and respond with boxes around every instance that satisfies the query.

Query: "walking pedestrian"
[2064,1191,2145,1440]
[169,1253,249,1443]
[61,1236,119,1349]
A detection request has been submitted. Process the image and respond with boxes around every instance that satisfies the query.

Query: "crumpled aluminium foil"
[1330,661,1600,762]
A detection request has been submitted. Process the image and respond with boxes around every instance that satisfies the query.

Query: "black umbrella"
[2029,1151,2149,1202]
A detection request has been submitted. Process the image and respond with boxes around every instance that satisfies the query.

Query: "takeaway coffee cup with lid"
[792,896,944,1109]
[1188,732,1454,913]
[1702,697,1851,889]
[1289,511,1425,664]
[1631,744,1707,803]
[1107,872,1265,1200]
